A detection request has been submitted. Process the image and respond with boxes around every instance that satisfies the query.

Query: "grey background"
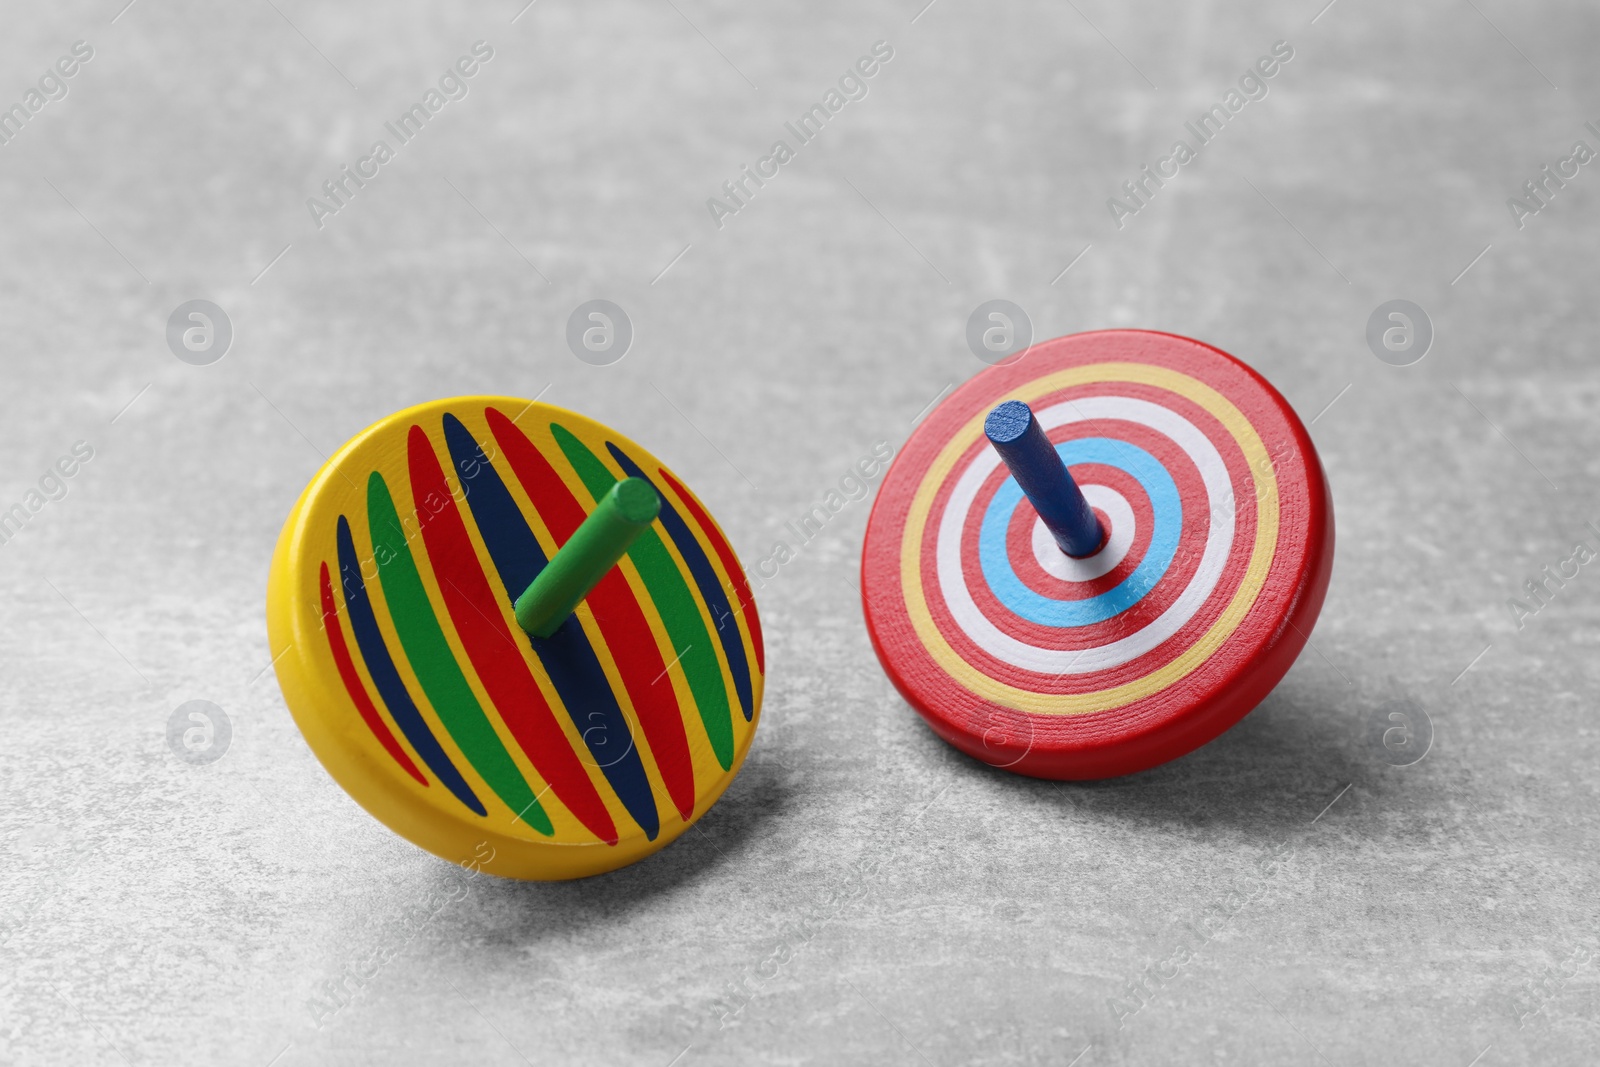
[1,0,1596,1064]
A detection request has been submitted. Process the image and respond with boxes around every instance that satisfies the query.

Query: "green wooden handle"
[514,477,660,638]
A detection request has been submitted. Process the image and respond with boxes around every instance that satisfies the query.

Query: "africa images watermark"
[1505,522,1599,631]
[0,440,95,547]
[166,700,232,766]
[705,40,896,230]
[0,40,95,148]
[1507,120,1600,230]
[745,440,894,589]
[1107,40,1296,230]
[306,41,497,230]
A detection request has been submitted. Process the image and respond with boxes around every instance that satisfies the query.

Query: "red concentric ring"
[861,330,1335,779]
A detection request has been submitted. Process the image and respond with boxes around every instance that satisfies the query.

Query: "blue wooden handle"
[984,400,1104,558]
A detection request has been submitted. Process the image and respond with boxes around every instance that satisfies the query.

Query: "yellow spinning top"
[266,397,764,880]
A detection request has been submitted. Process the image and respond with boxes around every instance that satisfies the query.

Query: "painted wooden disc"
[861,331,1333,779]
[266,397,764,880]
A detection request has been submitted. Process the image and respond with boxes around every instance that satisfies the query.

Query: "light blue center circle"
[978,438,1181,627]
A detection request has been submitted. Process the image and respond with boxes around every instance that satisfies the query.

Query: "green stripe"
[551,426,734,770]
[366,471,555,835]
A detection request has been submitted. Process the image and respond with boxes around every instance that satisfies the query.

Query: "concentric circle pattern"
[267,398,763,880]
[861,331,1334,779]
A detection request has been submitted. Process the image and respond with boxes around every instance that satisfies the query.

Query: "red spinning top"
[861,330,1334,779]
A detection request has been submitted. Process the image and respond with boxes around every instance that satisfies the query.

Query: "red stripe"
[656,466,764,675]
[925,390,1221,653]
[405,425,619,845]
[1001,462,1153,602]
[956,419,1205,641]
[485,407,698,822]
[860,329,1334,779]
[916,381,1262,695]
[318,562,428,786]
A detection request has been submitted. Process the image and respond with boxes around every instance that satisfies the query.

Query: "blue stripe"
[441,413,660,842]
[335,515,486,816]
[979,439,1181,627]
[607,443,755,722]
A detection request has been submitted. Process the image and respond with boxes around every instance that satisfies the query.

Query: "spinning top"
[861,331,1334,779]
[267,397,763,879]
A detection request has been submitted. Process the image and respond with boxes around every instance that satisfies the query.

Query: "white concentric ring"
[1030,485,1134,582]
[935,395,1236,674]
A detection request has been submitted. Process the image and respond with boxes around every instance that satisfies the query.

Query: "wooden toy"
[861,330,1333,779]
[267,398,763,880]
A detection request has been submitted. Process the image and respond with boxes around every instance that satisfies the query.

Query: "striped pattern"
[313,404,762,846]
[861,330,1332,779]
[889,365,1280,714]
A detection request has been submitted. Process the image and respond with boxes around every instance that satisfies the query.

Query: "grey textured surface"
[2,0,1598,1064]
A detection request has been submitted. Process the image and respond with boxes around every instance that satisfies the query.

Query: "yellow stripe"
[899,362,1280,715]
[494,412,763,798]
